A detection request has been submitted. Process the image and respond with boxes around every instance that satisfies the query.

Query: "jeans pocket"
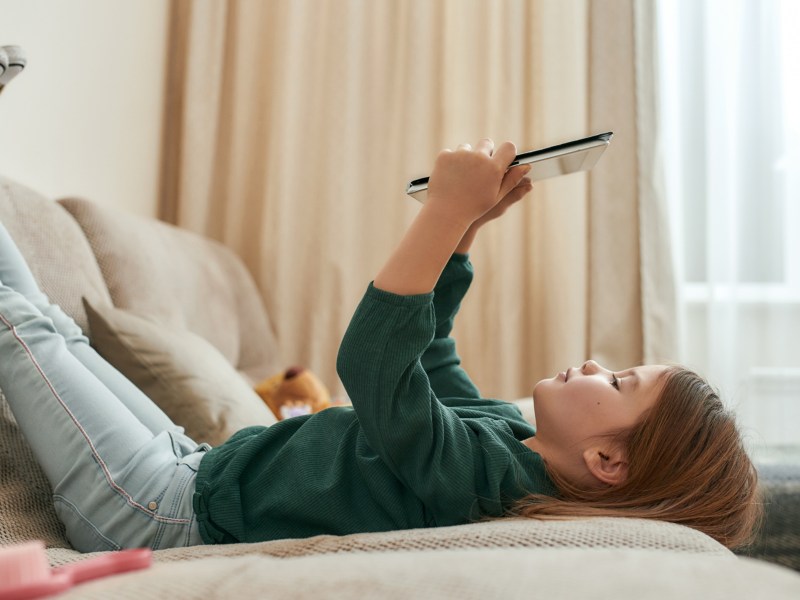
[150,458,206,550]
[167,430,209,459]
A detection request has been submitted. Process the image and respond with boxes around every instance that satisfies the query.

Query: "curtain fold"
[633,0,677,365]
[159,0,675,399]
[586,0,676,368]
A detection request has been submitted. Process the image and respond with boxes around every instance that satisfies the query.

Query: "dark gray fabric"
[737,456,800,572]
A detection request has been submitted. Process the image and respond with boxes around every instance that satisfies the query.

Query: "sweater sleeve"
[336,277,517,524]
[421,254,481,399]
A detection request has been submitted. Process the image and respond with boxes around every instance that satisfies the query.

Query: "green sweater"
[192,254,557,544]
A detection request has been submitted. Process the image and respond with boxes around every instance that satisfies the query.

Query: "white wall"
[0,0,168,217]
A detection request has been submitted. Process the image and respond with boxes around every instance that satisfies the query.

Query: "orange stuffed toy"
[254,366,332,421]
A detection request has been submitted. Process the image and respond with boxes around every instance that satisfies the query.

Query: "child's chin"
[532,378,550,398]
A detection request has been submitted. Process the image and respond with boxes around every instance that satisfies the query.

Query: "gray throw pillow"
[83,299,277,447]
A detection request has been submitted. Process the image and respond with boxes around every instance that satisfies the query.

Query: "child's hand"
[426,139,519,227]
[471,163,533,229]
[444,140,533,254]
[373,138,527,295]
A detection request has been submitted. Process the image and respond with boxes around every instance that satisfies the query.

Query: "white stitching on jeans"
[0,312,191,524]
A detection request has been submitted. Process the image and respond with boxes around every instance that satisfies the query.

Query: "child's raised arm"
[374,139,529,295]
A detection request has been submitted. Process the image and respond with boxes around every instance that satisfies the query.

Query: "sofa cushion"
[58,197,278,383]
[51,548,800,600]
[46,516,731,570]
[150,516,731,561]
[83,299,277,446]
[0,177,112,334]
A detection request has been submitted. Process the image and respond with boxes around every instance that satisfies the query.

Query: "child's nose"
[582,360,602,374]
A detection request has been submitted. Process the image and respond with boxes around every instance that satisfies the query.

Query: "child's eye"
[611,374,620,390]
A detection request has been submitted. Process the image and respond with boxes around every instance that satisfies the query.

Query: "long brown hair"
[509,367,763,550]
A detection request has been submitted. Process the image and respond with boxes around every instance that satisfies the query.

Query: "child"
[0,139,761,553]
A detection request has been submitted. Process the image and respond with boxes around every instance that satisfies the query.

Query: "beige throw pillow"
[83,299,277,446]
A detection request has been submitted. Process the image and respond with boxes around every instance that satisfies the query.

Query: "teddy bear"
[254,366,332,421]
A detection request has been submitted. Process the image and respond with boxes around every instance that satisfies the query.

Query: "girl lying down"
[0,138,761,553]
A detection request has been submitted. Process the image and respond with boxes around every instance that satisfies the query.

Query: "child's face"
[531,360,667,453]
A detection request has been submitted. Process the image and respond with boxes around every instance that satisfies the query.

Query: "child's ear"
[582,446,629,487]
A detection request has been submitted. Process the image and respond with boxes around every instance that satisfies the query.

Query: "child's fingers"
[492,141,517,169]
[488,177,532,220]
[512,176,533,198]
[498,164,531,199]
[505,176,533,202]
[475,138,494,156]
[495,183,532,217]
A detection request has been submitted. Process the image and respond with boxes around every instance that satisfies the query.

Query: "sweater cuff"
[368,254,470,304]
[366,282,434,307]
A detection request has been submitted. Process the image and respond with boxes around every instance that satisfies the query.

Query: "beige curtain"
[159,0,675,400]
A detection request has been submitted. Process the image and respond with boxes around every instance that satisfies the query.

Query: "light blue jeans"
[0,222,207,552]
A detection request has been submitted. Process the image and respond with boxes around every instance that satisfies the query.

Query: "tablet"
[406,131,613,202]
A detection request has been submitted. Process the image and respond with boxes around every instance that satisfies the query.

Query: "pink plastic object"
[0,540,152,600]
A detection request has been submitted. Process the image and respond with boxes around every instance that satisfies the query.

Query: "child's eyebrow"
[621,369,641,392]
[630,371,641,391]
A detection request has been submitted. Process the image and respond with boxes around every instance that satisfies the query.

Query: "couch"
[2,175,799,599]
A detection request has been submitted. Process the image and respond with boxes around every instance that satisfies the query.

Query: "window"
[657,0,800,456]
